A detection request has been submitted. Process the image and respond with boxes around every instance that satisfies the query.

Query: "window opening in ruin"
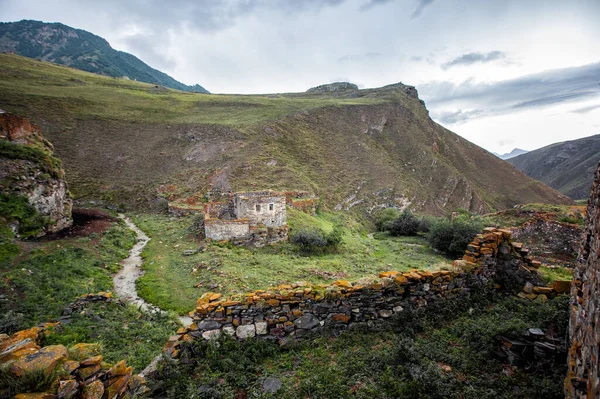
[269,203,274,211]
[256,204,261,212]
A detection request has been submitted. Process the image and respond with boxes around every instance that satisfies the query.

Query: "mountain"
[507,135,600,200]
[492,148,528,160]
[0,20,208,93]
[0,54,571,214]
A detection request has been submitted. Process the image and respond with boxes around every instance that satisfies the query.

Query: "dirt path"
[113,214,192,326]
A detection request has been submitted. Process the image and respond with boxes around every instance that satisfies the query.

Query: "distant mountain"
[507,135,600,199]
[0,20,208,93]
[492,148,529,160]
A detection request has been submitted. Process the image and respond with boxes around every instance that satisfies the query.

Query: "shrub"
[290,227,343,254]
[388,211,420,236]
[428,217,481,258]
[375,208,401,231]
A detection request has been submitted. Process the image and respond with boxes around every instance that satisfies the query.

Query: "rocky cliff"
[565,161,600,397]
[0,110,72,235]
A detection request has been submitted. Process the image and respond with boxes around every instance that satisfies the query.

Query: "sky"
[1,0,600,154]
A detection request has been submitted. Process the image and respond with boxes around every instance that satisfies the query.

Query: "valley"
[0,48,592,399]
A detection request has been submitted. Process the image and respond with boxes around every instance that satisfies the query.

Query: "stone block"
[236,324,256,339]
[256,322,268,335]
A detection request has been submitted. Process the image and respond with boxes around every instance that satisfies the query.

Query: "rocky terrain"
[0,54,572,216]
[0,20,208,93]
[0,110,72,235]
[508,134,600,199]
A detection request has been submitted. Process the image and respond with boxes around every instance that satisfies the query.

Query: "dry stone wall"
[164,227,558,358]
[565,162,600,398]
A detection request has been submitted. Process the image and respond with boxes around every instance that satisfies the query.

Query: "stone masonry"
[164,227,562,357]
[203,191,289,246]
[565,161,600,398]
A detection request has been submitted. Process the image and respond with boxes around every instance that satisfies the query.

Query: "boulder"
[293,313,320,330]
[10,345,68,377]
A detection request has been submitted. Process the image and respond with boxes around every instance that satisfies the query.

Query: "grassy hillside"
[0,20,208,93]
[508,134,600,200]
[0,54,571,215]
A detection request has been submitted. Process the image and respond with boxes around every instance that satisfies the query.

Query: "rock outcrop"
[565,161,600,397]
[0,111,72,235]
[0,323,148,398]
[306,82,358,93]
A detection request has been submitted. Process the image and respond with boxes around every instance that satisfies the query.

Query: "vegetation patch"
[0,220,135,332]
[133,210,450,314]
[154,293,569,398]
[44,301,178,372]
[0,140,62,178]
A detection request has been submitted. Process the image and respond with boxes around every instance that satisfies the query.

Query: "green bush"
[375,208,401,231]
[388,211,420,236]
[428,217,482,258]
[290,227,343,254]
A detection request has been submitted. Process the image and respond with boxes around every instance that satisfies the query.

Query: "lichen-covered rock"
[0,112,72,235]
[565,161,600,398]
[10,344,69,377]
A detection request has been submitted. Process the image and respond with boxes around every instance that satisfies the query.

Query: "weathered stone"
[69,343,101,361]
[202,329,222,340]
[553,280,572,294]
[10,345,68,377]
[62,360,80,374]
[77,364,101,380]
[81,380,104,399]
[14,393,57,399]
[532,286,553,295]
[393,305,404,313]
[57,379,79,399]
[0,338,40,363]
[293,313,320,330]
[196,321,222,331]
[236,324,256,339]
[80,355,102,366]
[379,309,392,318]
[263,376,283,394]
[255,321,268,335]
[106,374,131,399]
[523,282,534,294]
[222,326,235,336]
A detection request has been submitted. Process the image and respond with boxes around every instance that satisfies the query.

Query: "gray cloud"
[422,62,600,123]
[411,0,435,19]
[442,51,506,70]
[360,0,393,12]
[435,109,484,124]
[338,52,384,62]
[571,104,600,114]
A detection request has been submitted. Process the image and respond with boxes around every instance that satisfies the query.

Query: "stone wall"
[511,215,581,268]
[204,218,250,241]
[0,111,72,234]
[565,162,600,398]
[164,227,557,357]
[233,192,287,227]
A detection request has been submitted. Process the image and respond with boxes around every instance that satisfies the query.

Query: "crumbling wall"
[565,162,600,398]
[204,218,249,241]
[164,228,560,357]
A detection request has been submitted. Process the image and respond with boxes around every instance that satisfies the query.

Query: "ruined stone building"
[203,192,288,245]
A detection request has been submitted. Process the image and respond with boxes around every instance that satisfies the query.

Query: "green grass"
[44,301,178,372]
[0,140,62,178]
[155,293,569,399]
[481,203,585,228]
[539,266,574,283]
[0,220,136,331]
[0,54,385,126]
[133,210,451,315]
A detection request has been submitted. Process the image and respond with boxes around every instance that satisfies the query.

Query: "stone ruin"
[203,191,289,246]
[565,161,600,398]
[164,227,570,355]
[202,191,318,246]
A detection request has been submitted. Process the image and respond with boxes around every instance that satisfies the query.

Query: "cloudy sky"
[2,0,600,154]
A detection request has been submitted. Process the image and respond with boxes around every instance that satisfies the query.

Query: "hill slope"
[0,54,571,214]
[508,135,600,199]
[0,20,208,93]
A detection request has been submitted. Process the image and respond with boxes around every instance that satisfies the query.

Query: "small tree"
[291,226,343,255]
[428,217,481,258]
[375,208,401,231]
[388,210,420,236]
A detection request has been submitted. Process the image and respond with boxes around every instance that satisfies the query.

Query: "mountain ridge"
[0,53,572,215]
[0,19,209,93]
[507,134,600,199]
[492,148,529,160]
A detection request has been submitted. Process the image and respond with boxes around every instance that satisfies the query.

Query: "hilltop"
[508,134,600,200]
[0,20,208,93]
[0,54,571,214]
[492,148,528,160]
